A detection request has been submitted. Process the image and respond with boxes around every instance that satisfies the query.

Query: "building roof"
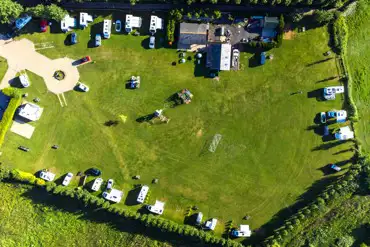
[178,23,209,50]
[206,43,231,71]
[18,103,43,121]
[264,17,279,29]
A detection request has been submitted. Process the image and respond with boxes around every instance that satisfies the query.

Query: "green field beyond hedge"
[0,14,354,233]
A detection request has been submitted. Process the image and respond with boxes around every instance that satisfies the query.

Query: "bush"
[10,169,45,186]
[166,19,176,44]
[0,88,22,147]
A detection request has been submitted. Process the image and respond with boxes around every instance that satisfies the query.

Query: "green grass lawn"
[0,182,173,247]
[0,15,354,234]
[347,0,370,154]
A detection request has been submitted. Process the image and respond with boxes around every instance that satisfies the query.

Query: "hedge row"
[332,15,348,53]
[2,168,243,247]
[0,88,22,147]
[264,164,361,246]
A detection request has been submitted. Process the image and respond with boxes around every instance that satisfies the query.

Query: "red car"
[40,20,48,32]
[81,56,91,63]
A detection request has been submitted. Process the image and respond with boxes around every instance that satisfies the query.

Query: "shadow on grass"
[248,53,261,68]
[136,113,155,123]
[311,140,350,151]
[87,22,103,49]
[316,76,339,83]
[124,186,141,206]
[307,89,325,101]
[306,57,333,67]
[242,175,340,246]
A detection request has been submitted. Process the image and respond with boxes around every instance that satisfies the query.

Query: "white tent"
[137,185,149,204]
[125,14,142,33]
[149,16,163,34]
[18,103,43,121]
[61,15,77,32]
[335,126,354,140]
[103,188,123,203]
[147,200,165,214]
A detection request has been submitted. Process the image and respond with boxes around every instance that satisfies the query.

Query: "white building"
[137,185,149,204]
[335,126,354,140]
[149,15,163,34]
[18,103,43,121]
[19,74,30,88]
[103,188,123,203]
[125,14,142,33]
[103,19,112,39]
[232,225,252,237]
[80,12,93,29]
[147,200,165,215]
[61,15,77,32]
[91,178,103,191]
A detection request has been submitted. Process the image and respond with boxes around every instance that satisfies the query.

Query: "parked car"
[77,82,89,92]
[62,172,73,186]
[320,112,326,124]
[107,179,114,190]
[87,168,102,176]
[149,36,155,49]
[76,56,91,66]
[40,19,48,32]
[115,20,122,32]
[95,34,101,47]
[71,32,78,44]
[330,164,341,172]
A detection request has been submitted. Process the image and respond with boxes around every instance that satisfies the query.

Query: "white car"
[78,82,89,92]
[149,36,155,49]
[40,171,56,181]
[107,179,114,190]
[115,20,121,32]
[62,172,73,186]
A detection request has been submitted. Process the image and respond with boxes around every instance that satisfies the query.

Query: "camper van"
[103,19,112,39]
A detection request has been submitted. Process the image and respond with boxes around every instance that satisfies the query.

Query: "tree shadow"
[332,148,353,155]
[316,76,339,83]
[87,22,103,49]
[64,33,73,46]
[352,223,370,246]
[141,37,150,50]
[311,140,350,151]
[243,176,339,246]
[124,186,142,206]
[248,53,261,68]
[136,113,155,123]
[306,57,334,67]
[306,124,324,136]
[193,56,207,77]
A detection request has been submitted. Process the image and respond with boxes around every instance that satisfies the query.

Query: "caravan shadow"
[248,53,260,68]
[124,186,142,206]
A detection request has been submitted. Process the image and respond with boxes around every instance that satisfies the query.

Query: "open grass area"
[0,182,173,247]
[0,14,354,235]
[347,0,370,154]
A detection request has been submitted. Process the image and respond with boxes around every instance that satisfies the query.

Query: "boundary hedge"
[1,168,244,247]
[0,88,22,147]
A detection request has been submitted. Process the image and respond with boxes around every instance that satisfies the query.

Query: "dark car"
[71,32,77,44]
[87,168,102,176]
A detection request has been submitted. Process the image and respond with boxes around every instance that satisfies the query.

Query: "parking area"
[208,23,260,46]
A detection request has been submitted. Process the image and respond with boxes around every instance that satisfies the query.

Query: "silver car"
[95,34,101,47]
[107,179,114,190]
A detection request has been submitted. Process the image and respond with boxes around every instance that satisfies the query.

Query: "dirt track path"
[0,38,79,94]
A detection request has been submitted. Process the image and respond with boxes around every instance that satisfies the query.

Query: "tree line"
[0,0,67,24]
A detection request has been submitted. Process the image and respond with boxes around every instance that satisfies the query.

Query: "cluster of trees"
[3,167,243,247]
[264,163,362,246]
[0,0,67,24]
[0,88,22,147]
[332,15,348,53]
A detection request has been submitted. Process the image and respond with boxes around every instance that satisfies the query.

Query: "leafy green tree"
[313,10,334,24]
[0,0,23,24]
[234,0,242,4]
[27,4,67,21]
[213,10,222,19]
